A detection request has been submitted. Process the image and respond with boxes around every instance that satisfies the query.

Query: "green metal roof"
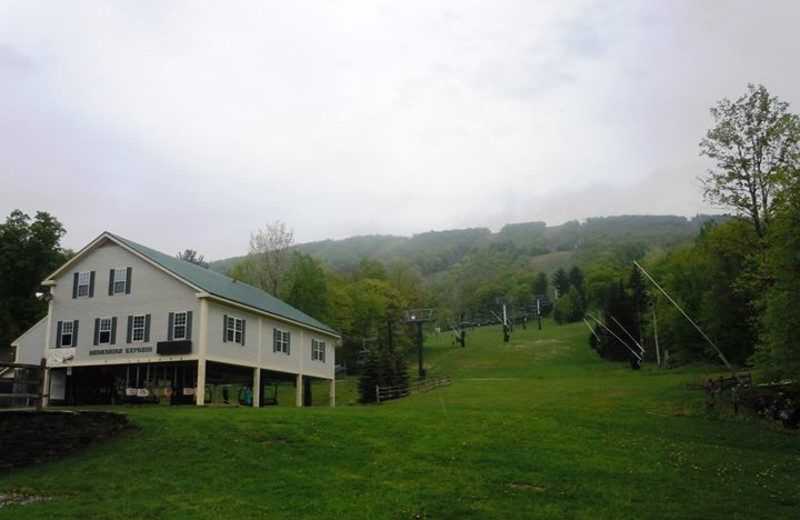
[108,233,338,336]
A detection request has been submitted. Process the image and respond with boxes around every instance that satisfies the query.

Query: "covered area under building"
[49,360,334,408]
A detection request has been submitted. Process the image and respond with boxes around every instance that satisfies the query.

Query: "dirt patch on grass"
[0,491,52,509]
[508,482,546,493]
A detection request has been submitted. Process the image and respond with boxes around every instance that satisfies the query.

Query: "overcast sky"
[2,1,799,260]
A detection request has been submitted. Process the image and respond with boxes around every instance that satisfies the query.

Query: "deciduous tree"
[248,221,295,295]
[177,249,209,268]
[700,84,800,239]
[0,210,67,359]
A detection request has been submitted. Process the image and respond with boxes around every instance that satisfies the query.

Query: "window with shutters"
[312,339,326,362]
[98,318,112,344]
[61,320,75,347]
[131,315,146,342]
[225,316,244,344]
[77,271,91,297]
[173,312,188,340]
[112,268,128,294]
[273,329,290,355]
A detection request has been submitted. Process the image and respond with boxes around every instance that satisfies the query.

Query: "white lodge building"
[12,232,339,407]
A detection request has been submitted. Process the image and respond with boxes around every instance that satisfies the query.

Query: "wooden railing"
[705,372,752,415]
[0,359,46,410]
[376,375,451,404]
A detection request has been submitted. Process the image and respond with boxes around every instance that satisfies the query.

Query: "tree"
[568,266,585,297]
[757,180,800,379]
[700,84,800,239]
[532,272,548,296]
[0,210,67,359]
[177,249,209,268]
[280,252,328,321]
[552,286,584,325]
[590,281,639,364]
[551,268,569,299]
[248,221,295,295]
[646,220,759,365]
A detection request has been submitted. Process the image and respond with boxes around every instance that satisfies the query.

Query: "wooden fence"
[376,375,451,404]
[705,372,752,415]
[0,359,46,410]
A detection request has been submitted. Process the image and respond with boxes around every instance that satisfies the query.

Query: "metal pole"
[652,299,661,367]
[416,322,425,379]
[537,299,542,330]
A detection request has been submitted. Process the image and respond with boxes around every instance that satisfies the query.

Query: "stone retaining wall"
[0,410,132,470]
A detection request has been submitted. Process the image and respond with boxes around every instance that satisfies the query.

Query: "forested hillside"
[278,214,720,276]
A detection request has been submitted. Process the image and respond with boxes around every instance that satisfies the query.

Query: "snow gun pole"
[633,261,735,373]
[586,313,642,361]
[609,315,645,355]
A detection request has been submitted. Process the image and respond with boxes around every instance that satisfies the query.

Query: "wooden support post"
[253,368,261,408]
[329,378,336,407]
[38,357,46,410]
[296,374,303,407]
[196,360,206,406]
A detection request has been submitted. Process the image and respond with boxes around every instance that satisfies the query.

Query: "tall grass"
[1,321,797,519]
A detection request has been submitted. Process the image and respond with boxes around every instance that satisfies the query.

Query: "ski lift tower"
[495,297,510,342]
[404,308,436,380]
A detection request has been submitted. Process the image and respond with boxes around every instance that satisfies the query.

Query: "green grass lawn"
[1,321,798,519]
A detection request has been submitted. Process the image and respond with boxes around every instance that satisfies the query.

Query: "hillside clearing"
[0,322,797,519]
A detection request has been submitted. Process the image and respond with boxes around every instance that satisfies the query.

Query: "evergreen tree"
[568,266,585,297]
[551,268,569,298]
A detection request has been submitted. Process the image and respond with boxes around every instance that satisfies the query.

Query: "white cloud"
[1,1,799,258]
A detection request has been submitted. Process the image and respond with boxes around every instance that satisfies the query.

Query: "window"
[98,318,112,344]
[273,328,290,355]
[131,315,146,342]
[60,320,75,347]
[173,312,187,340]
[312,339,326,362]
[168,311,192,341]
[109,267,131,295]
[93,317,117,345]
[76,271,92,298]
[225,316,245,344]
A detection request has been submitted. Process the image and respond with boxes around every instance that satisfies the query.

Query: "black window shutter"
[144,314,151,342]
[73,320,79,347]
[125,267,132,294]
[89,271,96,297]
[168,312,174,341]
[273,329,278,352]
[287,332,291,355]
[127,316,133,343]
[186,311,193,340]
[223,315,228,342]
[111,317,118,345]
[56,321,63,348]
[108,269,115,296]
[94,318,100,346]
[241,320,246,346]
[72,273,79,299]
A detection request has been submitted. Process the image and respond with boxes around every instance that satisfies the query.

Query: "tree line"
[582,84,800,380]
[4,83,797,385]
